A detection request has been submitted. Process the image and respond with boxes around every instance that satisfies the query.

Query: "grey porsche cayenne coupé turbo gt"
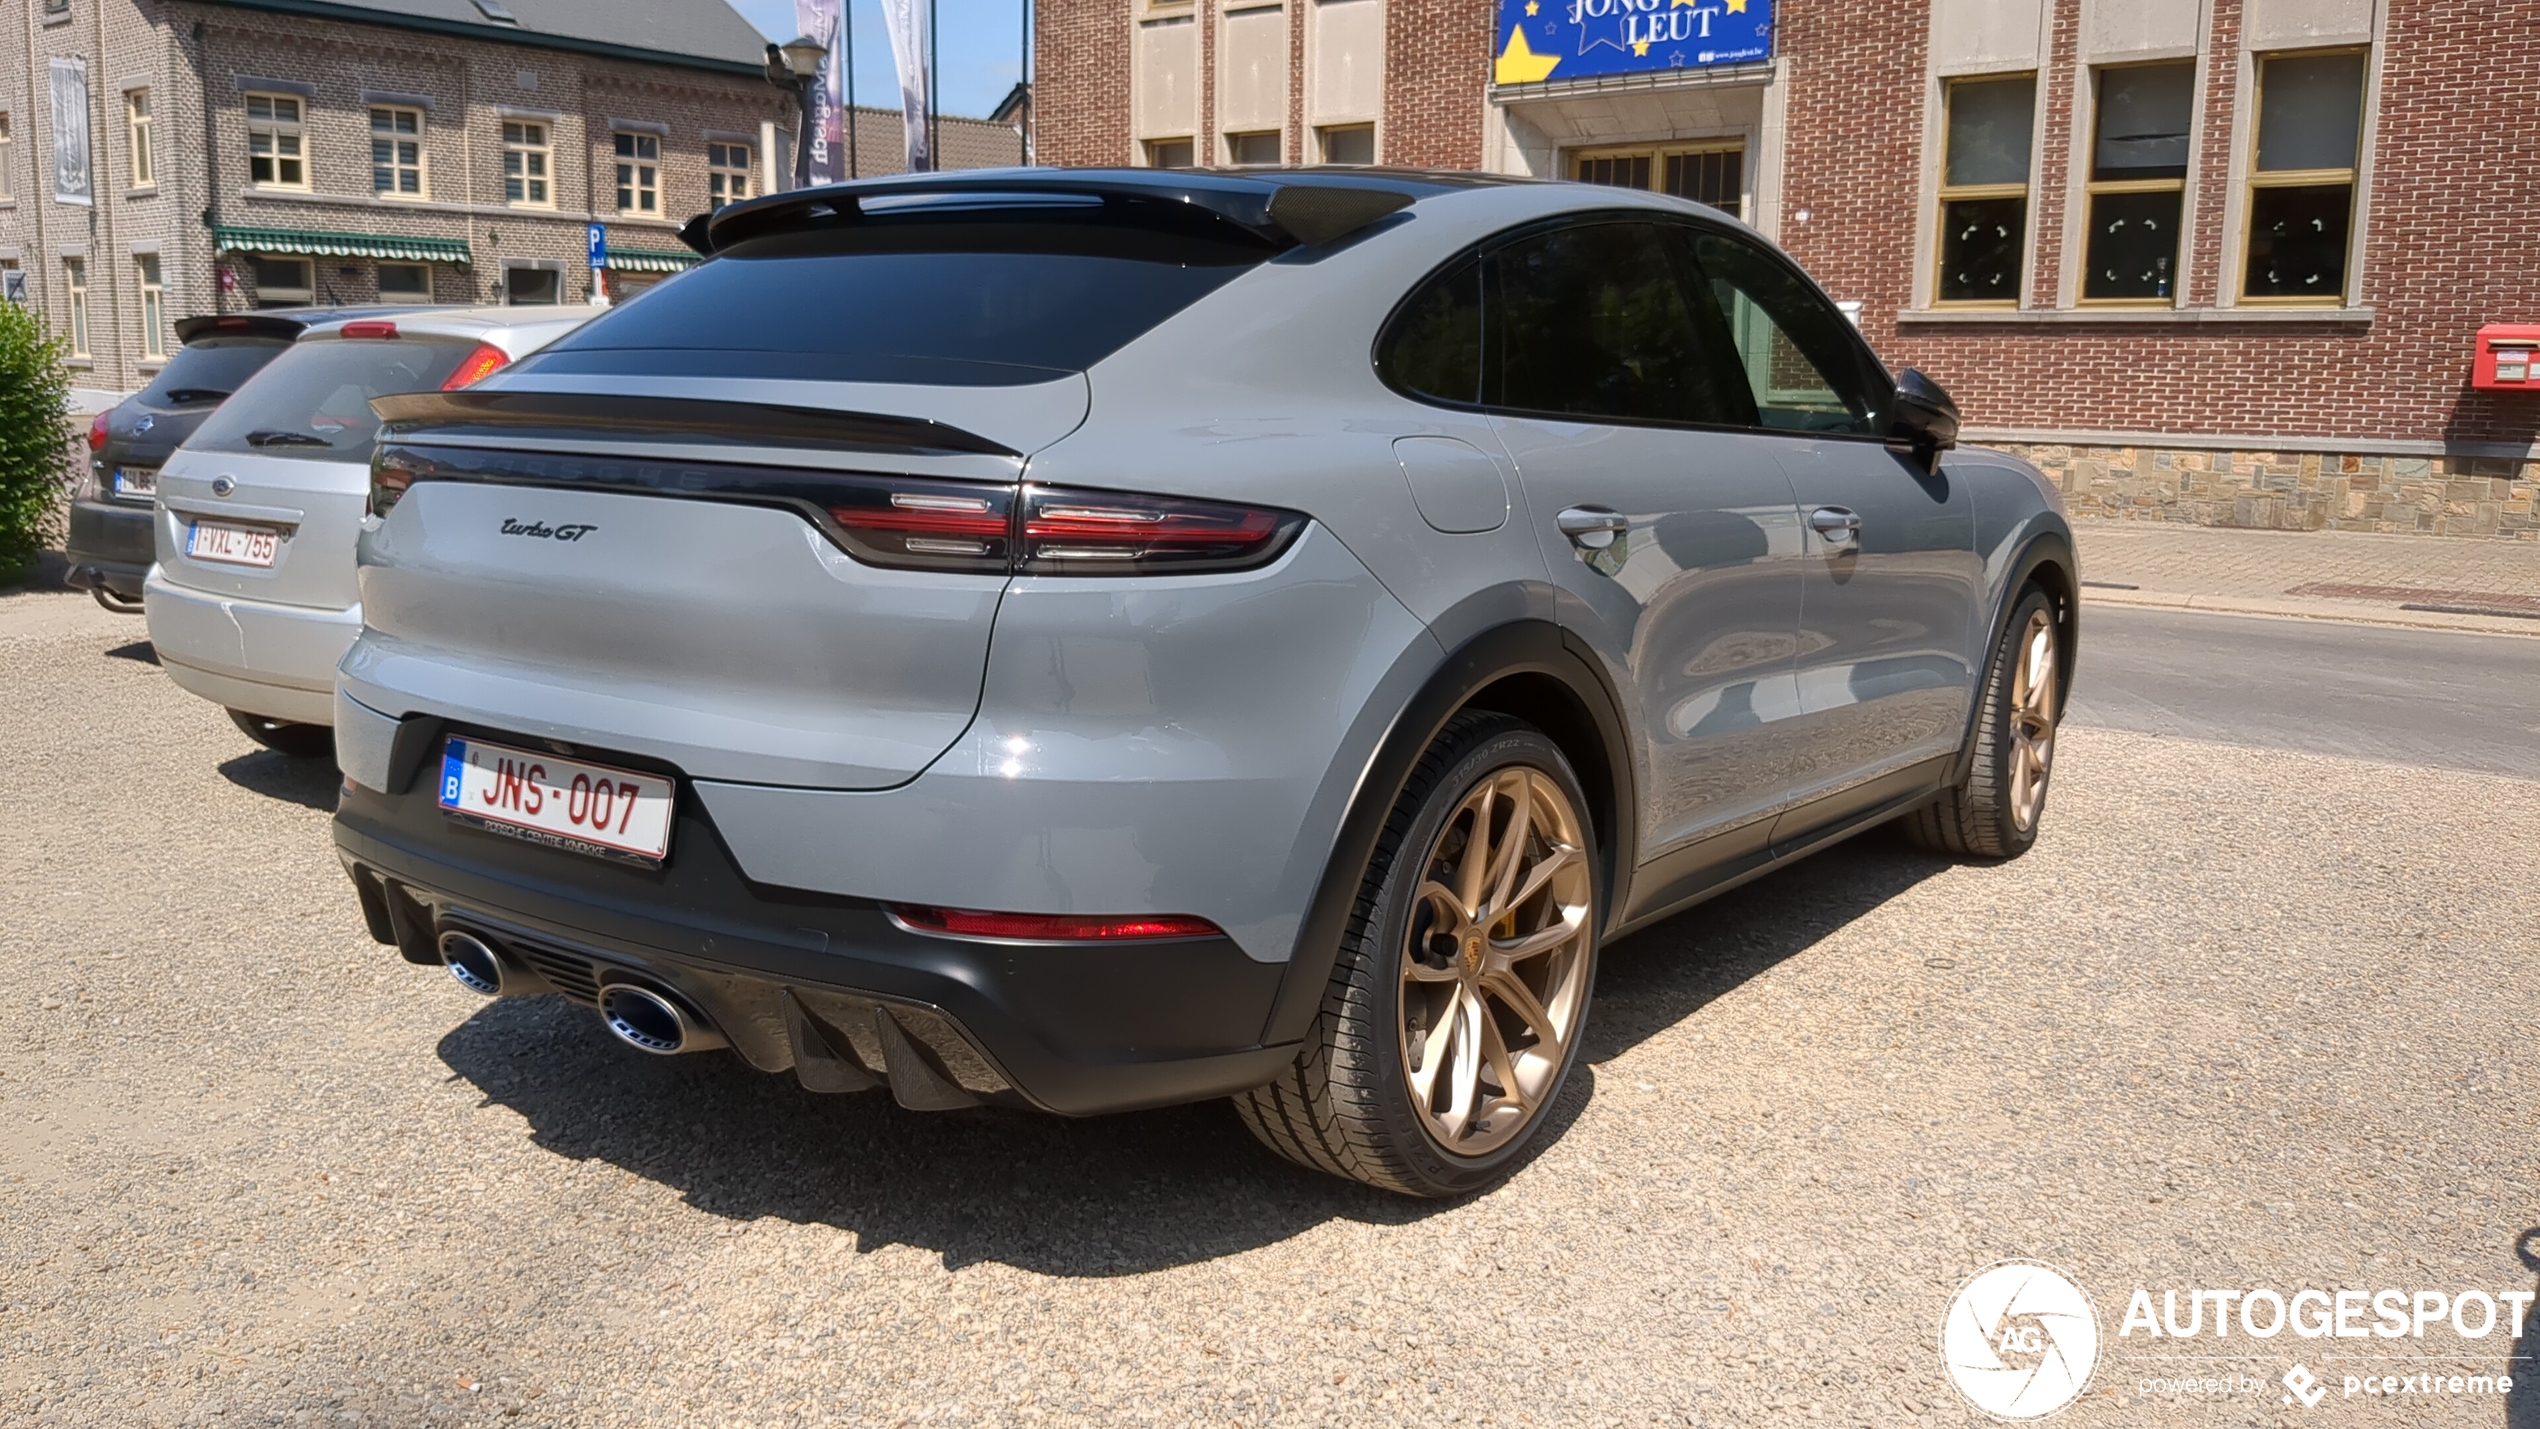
[331,168,2076,1197]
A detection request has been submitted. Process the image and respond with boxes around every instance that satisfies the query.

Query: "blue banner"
[1493,0,1772,88]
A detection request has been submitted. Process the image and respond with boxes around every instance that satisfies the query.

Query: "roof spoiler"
[371,389,1019,458]
[678,170,1416,258]
[172,312,308,344]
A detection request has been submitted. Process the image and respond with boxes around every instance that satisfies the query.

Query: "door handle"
[1556,506,1628,551]
[1809,506,1862,548]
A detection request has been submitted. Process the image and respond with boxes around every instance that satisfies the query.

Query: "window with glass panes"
[370,107,424,196]
[2242,50,2368,304]
[1934,75,2036,305]
[0,114,12,199]
[614,132,659,214]
[64,258,90,358]
[503,121,551,206]
[246,93,305,187]
[126,90,152,187]
[1571,144,1746,220]
[137,255,166,360]
[708,141,751,206]
[2081,63,2193,302]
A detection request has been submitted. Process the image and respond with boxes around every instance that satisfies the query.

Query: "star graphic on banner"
[1632,37,1650,54]
[1525,1,1538,13]
[1495,25,1561,83]
[1725,0,1747,10]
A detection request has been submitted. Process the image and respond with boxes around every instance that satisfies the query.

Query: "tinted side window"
[1489,221,1746,427]
[1689,231,1885,435]
[1375,255,1482,406]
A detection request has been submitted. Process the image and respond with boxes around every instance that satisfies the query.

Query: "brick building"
[1037,0,2540,537]
[2,0,798,393]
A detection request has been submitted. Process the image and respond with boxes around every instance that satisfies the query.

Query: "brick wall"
[1380,0,1484,169]
[1036,0,1128,163]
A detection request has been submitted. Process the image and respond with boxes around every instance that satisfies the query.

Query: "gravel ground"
[3,587,2535,1429]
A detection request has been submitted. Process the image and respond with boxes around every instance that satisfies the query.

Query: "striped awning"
[606,246,701,274]
[214,226,472,265]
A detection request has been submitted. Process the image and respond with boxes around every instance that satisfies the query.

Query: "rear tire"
[1237,713,1600,1198]
[227,708,334,762]
[1903,586,2063,859]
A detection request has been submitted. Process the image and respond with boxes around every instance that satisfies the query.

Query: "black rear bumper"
[332,775,1298,1117]
[65,498,153,602]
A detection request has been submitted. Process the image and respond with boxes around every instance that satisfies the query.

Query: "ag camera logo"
[1942,1260,2101,1420]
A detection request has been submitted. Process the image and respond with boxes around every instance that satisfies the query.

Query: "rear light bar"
[88,411,110,452]
[368,443,1306,576]
[439,342,511,390]
[887,904,1224,942]
[340,320,400,339]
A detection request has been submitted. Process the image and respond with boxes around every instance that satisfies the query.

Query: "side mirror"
[1886,368,1961,472]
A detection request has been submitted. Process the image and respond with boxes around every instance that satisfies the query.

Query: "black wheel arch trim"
[1262,618,1638,1048]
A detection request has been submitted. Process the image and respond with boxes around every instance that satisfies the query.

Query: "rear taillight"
[1018,486,1301,576]
[87,411,110,451]
[440,342,510,390]
[340,320,399,339]
[829,484,1302,576]
[887,905,1224,942]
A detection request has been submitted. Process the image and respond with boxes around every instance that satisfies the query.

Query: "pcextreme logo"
[1942,1260,2102,1420]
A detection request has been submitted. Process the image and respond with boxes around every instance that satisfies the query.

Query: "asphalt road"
[4,588,2536,1429]
[2068,605,2540,780]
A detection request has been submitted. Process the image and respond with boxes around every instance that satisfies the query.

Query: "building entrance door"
[1574,143,1746,221]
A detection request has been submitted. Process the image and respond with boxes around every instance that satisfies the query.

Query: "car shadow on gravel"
[217,751,339,812]
[432,826,1951,1275]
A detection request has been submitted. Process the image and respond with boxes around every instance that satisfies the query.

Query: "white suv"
[147,307,597,757]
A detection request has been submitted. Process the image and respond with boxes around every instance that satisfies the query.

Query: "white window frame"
[64,257,90,358]
[613,131,659,216]
[1928,71,2042,310]
[0,113,12,199]
[245,92,307,189]
[707,140,752,207]
[125,89,152,188]
[502,120,553,208]
[2234,46,2371,309]
[136,254,165,360]
[369,105,427,200]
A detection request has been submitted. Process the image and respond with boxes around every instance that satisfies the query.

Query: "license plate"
[114,466,158,500]
[186,519,280,568]
[437,736,675,863]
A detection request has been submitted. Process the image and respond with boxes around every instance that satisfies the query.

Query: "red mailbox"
[2473,324,2540,390]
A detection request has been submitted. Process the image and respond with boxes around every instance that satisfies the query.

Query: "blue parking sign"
[586,221,606,270]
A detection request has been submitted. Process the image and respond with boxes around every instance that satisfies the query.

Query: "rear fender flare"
[1261,618,1636,1047]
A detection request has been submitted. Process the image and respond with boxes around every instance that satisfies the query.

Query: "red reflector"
[340,320,400,339]
[440,341,511,390]
[88,410,111,451]
[888,905,1223,942]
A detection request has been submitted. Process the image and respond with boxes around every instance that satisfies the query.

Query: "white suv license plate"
[437,737,675,863]
[186,519,279,568]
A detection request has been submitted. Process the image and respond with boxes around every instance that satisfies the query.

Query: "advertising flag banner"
[793,0,847,184]
[878,0,931,172]
[49,57,93,206]
[1491,0,1772,89]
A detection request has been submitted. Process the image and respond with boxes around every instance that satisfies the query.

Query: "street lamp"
[764,34,829,188]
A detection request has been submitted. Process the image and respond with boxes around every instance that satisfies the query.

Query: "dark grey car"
[66,309,403,608]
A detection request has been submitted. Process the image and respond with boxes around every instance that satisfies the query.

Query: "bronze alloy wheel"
[2007,605,2059,833]
[1236,712,1600,1196]
[1397,765,1594,1158]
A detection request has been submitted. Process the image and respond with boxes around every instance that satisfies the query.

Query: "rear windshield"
[188,338,479,462]
[518,215,1270,386]
[137,338,291,407]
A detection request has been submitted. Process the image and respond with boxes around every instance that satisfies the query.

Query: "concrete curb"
[2083,587,2540,637]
